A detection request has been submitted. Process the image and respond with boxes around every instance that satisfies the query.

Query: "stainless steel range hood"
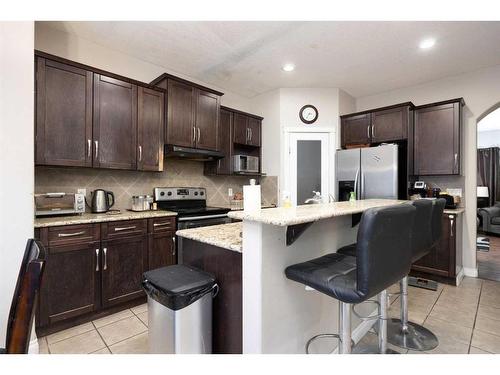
[164,145,224,161]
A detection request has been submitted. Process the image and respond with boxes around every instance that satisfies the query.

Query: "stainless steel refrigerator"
[335,144,398,201]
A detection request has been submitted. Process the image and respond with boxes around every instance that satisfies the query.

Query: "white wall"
[0,22,35,346]
[34,23,252,113]
[356,63,500,276]
[478,130,500,148]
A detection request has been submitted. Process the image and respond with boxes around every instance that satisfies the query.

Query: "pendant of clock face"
[299,104,319,124]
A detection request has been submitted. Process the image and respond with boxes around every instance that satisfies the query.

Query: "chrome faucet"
[304,191,336,204]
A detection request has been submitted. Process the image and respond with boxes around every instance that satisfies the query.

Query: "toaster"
[35,192,86,217]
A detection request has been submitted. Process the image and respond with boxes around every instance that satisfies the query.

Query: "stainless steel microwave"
[233,155,259,173]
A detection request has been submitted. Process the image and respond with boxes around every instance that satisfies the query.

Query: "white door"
[286,132,330,206]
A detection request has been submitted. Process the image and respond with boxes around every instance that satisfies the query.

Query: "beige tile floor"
[38,277,500,354]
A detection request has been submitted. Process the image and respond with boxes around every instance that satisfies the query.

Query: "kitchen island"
[177,199,404,354]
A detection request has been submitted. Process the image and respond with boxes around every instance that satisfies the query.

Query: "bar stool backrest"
[410,200,434,262]
[431,198,446,247]
[355,204,416,300]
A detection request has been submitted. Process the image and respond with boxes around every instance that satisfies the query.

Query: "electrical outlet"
[228,188,233,197]
[77,188,87,197]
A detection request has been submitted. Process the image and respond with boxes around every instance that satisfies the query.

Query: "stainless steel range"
[154,187,231,228]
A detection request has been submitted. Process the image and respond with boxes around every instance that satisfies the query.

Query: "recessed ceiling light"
[282,63,295,72]
[419,38,436,50]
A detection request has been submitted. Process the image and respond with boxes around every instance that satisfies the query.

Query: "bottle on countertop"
[349,191,356,202]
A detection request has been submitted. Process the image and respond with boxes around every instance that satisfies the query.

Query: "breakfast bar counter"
[226,199,405,354]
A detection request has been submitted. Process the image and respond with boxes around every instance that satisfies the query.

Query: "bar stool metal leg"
[339,301,352,354]
[386,276,439,351]
[378,290,388,354]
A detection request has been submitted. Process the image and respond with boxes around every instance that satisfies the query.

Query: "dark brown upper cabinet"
[138,87,164,171]
[195,89,220,151]
[340,103,413,148]
[233,112,262,147]
[35,52,166,172]
[205,106,264,176]
[93,74,138,170]
[35,57,93,167]
[371,105,410,143]
[341,113,371,147]
[166,79,196,147]
[414,98,463,176]
[151,74,223,152]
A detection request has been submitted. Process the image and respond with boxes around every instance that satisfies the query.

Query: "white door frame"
[283,127,337,205]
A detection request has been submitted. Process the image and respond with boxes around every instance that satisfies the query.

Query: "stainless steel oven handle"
[177,214,229,222]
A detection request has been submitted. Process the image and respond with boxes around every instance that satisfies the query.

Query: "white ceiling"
[478,108,500,132]
[41,21,500,98]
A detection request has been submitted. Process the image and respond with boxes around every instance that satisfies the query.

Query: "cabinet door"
[414,102,460,175]
[38,242,100,326]
[233,113,249,145]
[217,108,233,174]
[148,232,176,270]
[138,87,164,171]
[247,117,262,147]
[195,89,219,151]
[101,235,148,308]
[35,58,93,167]
[93,74,137,170]
[341,113,371,147]
[413,215,455,277]
[167,79,195,147]
[371,106,408,143]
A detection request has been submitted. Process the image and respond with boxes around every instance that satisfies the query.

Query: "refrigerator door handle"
[354,167,360,199]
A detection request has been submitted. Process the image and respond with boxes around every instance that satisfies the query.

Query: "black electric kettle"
[90,189,115,213]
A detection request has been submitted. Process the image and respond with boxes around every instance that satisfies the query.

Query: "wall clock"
[299,104,319,124]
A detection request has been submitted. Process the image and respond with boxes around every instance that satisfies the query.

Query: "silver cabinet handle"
[249,128,253,142]
[197,127,200,143]
[114,226,136,231]
[449,215,454,237]
[95,249,100,271]
[246,128,250,142]
[87,139,91,158]
[172,237,176,256]
[94,140,99,160]
[103,247,107,270]
[138,145,142,162]
[58,231,85,238]
[153,222,172,227]
[371,124,375,139]
[193,127,196,143]
[454,153,458,170]
[367,125,370,139]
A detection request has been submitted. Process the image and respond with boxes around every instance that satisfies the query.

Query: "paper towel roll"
[243,183,261,212]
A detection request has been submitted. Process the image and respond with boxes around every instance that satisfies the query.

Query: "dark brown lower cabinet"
[38,241,100,327]
[411,213,462,283]
[35,216,176,335]
[182,238,242,354]
[101,235,148,308]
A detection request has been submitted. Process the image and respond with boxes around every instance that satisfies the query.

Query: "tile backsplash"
[419,175,466,206]
[35,160,278,211]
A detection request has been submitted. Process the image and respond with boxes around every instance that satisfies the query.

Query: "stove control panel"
[154,187,206,201]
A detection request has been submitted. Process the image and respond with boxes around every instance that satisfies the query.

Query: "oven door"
[177,214,232,263]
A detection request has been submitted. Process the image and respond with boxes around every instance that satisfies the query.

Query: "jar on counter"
[132,195,149,211]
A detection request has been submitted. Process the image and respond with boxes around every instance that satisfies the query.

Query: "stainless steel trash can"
[142,264,217,354]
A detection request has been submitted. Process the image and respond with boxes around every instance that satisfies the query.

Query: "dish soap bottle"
[349,191,356,202]
[282,191,292,208]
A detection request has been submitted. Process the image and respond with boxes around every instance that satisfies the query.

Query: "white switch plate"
[228,188,233,197]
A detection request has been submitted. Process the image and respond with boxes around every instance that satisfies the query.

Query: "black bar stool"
[285,204,416,354]
[385,198,446,351]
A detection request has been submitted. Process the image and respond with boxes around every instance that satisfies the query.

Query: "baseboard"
[28,338,39,354]
[464,267,478,278]
[456,268,465,286]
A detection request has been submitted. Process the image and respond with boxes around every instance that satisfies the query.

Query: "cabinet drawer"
[48,224,100,246]
[101,219,147,239]
[148,217,176,233]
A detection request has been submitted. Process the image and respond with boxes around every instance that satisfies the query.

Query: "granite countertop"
[443,208,465,214]
[227,199,405,226]
[217,203,277,211]
[34,210,177,228]
[176,222,242,252]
